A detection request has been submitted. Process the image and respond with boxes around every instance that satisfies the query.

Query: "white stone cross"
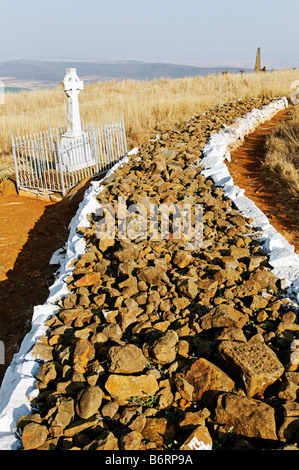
[61,68,84,138]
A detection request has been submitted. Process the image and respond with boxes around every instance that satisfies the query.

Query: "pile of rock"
[16,98,299,450]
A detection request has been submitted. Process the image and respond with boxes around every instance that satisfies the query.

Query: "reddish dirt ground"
[0,178,93,384]
[227,107,299,253]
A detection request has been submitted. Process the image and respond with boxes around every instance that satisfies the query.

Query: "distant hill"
[0,59,253,88]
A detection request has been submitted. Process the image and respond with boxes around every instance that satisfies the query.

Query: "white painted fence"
[12,118,127,196]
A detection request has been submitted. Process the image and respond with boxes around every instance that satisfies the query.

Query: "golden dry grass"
[1,68,299,180]
[262,105,299,201]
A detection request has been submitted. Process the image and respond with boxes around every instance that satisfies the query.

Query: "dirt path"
[0,179,92,383]
[227,107,299,252]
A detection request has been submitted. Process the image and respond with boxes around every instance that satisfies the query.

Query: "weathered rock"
[197,278,218,298]
[73,339,95,373]
[214,393,277,441]
[73,273,102,288]
[214,268,240,285]
[58,308,93,327]
[142,417,176,448]
[117,308,138,331]
[214,327,247,342]
[172,296,191,311]
[98,236,115,252]
[151,329,179,364]
[175,374,194,401]
[83,431,119,450]
[249,269,279,289]
[105,374,159,401]
[64,416,102,437]
[176,278,198,299]
[218,340,284,397]
[101,402,119,419]
[49,396,75,428]
[157,386,174,409]
[178,411,207,431]
[29,342,53,362]
[76,386,103,419]
[12,98,297,451]
[250,295,268,310]
[129,413,147,433]
[37,361,57,384]
[21,422,49,450]
[0,178,17,196]
[137,266,170,286]
[278,416,299,443]
[148,154,167,175]
[278,380,299,401]
[101,323,122,341]
[185,358,235,401]
[119,431,143,450]
[173,251,193,268]
[114,244,140,262]
[200,304,247,330]
[108,344,148,374]
[180,425,213,450]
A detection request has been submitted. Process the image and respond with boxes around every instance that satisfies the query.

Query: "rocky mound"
[15,98,299,450]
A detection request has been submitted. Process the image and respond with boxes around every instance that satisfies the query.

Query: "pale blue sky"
[1,0,299,68]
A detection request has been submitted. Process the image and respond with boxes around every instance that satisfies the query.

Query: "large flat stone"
[218,340,284,397]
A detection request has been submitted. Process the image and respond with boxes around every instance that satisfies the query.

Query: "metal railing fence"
[12,117,127,196]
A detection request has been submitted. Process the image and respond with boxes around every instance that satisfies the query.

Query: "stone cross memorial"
[59,68,95,172]
[61,68,84,138]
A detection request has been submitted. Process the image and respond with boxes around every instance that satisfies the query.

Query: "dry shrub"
[263,107,299,200]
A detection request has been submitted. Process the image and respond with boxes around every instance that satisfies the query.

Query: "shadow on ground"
[0,177,96,385]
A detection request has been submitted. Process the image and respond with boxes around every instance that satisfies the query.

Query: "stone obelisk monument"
[254,47,261,73]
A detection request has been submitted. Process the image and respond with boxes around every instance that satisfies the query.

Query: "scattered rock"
[21,422,49,450]
[176,278,198,299]
[108,344,148,374]
[75,385,103,419]
[185,358,235,401]
[105,374,159,401]
[214,393,278,441]
[142,417,176,448]
[180,425,213,450]
[83,431,119,450]
[218,340,284,397]
[73,339,95,373]
[137,266,170,286]
[200,304,248,330]
[151,330,179,364]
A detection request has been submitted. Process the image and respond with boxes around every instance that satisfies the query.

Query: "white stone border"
[0,97,296,450]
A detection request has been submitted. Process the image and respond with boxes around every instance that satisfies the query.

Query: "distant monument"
[254,47,261,72]
[254,47,266,73]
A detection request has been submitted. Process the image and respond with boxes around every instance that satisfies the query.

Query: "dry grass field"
[262,104,299,202]
[0,68,299,181]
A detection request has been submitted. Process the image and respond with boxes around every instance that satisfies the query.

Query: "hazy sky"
[1,0,299,68]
